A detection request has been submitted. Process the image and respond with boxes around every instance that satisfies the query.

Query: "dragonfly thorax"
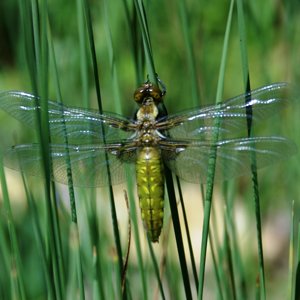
[135,121,161,146]
[135,99,162,146]
[140,131,157,144]
[136,100,159,121]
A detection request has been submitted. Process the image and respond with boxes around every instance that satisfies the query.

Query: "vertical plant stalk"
[147,238,166,300]
[25,1,66,299]
[74,0,106,296]
[0,153,27,300]
[176,177,198,287]
[122,0,144,83]
[288,201,295,299]
[133,0,156,81]
[164,170,193,299]
[22,177,56,299]
[176,0,200,107]
[134,1,193,298]
[47,18,85,299]
[125,166,148,299]
[223,186,247,299]
[133,2,193,298]
[81,1,125,298]
[198,0,234,298]
[236,0,266,298]
[294,222,300,300]
[17,1,58,298]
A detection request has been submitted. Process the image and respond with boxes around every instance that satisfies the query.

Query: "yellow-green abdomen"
[136,147,164,242]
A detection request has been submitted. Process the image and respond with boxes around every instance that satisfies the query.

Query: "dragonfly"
[0,81,296,242]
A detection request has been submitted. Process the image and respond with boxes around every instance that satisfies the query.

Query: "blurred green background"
[0,0,299,299]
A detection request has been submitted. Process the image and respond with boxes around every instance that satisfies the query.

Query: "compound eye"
[133,82,164,104]
[149,85,163,102]
[133,86,145,103]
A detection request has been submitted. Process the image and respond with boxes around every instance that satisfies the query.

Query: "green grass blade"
[0,152,27,300]
[122,0,144,83]
[24,187,56,299]
[48,23,78,223]
[76,0,90,108]
[236,1,266,298]
[0,208,11,299]
[48,17,86,300]
[81,0,102,109]
[198,0,234,298]
[17,0,38,91]
[102,0,122,114]
[176,177,198,287]
[83,1,124,298]
[169,1,203,283]
[27,1,66,298]
[75,1,108,299]
[165,170,193,299]
[126,169,148,299]
[288,201,295,300]
[223,225,237,299]
[133,0,156,81]
[209,231,226,300]
[224,184,248,299]
[147,239,166,300]
[176,0,199,107]
[77,0,123,298]
[295,222,300,300]
[16,2,64,298]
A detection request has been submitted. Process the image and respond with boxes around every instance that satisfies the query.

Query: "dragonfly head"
[134,82,164,105]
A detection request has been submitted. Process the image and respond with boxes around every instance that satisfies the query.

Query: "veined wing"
[160,136,297,183]
[157,83,290,140]
[0,91,137,144]
[4,141,137,187]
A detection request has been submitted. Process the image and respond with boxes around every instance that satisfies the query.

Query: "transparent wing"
[4,142,137,187]
[160,136,297,183]
[0,91,137,143]
[158,83,290,140]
